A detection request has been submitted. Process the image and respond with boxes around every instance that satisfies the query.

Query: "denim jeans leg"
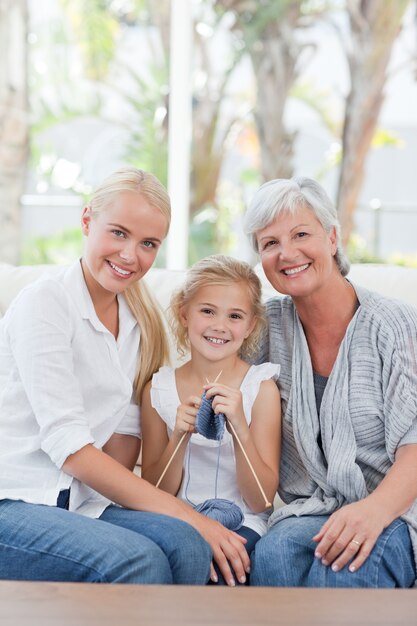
[0,499,173,583]
[307,518,416,588]
[251,514,416,588]
[99,505,212,585]
[251,515,325,586]
[209,526,260,586]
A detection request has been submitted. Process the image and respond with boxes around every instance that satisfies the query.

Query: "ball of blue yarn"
[195,392,225,441]
[194,498,244,530]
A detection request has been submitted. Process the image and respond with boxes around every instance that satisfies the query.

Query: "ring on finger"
[350,539,361,548]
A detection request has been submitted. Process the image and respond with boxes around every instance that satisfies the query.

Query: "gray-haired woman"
[244,176,417,587]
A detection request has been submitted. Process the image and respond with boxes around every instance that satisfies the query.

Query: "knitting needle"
[208,371,272,509]
[204,370,223,387]
[155,368,274,510]
[156,433,187,489]
[227,419,272,509]
[157,372,223,489]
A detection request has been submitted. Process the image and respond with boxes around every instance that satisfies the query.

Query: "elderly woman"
[243,177,417,587]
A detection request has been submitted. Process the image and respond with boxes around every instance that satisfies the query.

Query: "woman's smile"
[106,260,135,278]
[256,206,337,298]
[281,263,311,277]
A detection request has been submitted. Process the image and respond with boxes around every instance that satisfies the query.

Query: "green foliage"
[188,181,247,264]
[21,228,83,265]
[216,0,296,46]
[235,0,295,40]
[29,16,101,135]
[60,0,119,80]
[371,129,404,149]
[115,62,169,186]
[30,0,168,203]
[346,234,384,264]
[347,234,417,268]
[188,209,218,265]
[26,0,411,272]
[387,253,417,269]
[216,0,337,48]
[239,167,262,186]
[291,80,339,136]
[300,0,343,14]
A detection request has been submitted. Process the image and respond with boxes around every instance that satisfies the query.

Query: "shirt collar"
[63,259,138,338]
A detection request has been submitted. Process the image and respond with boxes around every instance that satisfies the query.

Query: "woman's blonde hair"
[87,167,171,403]
[170,254,265,361]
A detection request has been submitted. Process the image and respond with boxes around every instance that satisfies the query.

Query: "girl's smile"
[180,283,256,363]
[204,336,229,346]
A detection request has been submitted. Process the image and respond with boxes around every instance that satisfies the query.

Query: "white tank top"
[150,362,280,536]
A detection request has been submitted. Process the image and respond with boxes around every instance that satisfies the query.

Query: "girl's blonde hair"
[170,254,265,361]
[87,167,171,403]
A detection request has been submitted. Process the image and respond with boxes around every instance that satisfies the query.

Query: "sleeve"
[253,362,281,382]
[4,280,95,468]
[114,395,141,438]
[149,366,177,430]
[242,363,280,424]
[380,302,417,458]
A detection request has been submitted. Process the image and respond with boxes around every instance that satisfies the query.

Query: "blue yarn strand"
[183,390,244,531]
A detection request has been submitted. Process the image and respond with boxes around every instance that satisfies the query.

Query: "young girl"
[141,255,281,585]
[0,168,249,586]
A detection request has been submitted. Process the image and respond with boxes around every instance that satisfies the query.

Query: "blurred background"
[1,0,416,268]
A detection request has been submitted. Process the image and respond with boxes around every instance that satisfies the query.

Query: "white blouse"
[0,260,140,518]
[150,363,280,536]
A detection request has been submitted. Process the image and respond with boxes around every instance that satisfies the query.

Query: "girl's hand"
[204,383,247,435]
[174,395,201,436]
[313,498,391,573]
[190,511,250,586]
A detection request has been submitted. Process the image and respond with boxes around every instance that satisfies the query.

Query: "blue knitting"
[195,498,244,530]
[195,392,225,440]
[189,391,243,530]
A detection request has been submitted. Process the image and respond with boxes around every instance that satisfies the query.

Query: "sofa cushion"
[255,263,417,309]
[0,262,416,318]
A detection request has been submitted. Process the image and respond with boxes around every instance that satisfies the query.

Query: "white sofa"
[1,261,417,315]
[0,261,416,476]
[1,260,416,364]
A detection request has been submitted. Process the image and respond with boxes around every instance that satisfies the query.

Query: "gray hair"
[243,176,350,277]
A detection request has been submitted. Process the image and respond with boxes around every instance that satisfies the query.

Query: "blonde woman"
[0,168,249,585]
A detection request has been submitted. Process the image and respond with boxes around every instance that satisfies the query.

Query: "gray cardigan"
[258,284,417,570]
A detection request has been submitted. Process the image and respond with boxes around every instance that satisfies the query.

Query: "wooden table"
[1,582,416,626]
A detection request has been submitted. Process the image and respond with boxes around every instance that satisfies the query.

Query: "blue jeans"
[0,499,211,584]
[209,526,260,586]
[251,515,416,588]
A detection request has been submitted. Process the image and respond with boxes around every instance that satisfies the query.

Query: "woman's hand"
[204,383,248,437]
[314,445,417,574]
[173,395,201,437]
[190,510,250,586]
[313,498,391,573]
